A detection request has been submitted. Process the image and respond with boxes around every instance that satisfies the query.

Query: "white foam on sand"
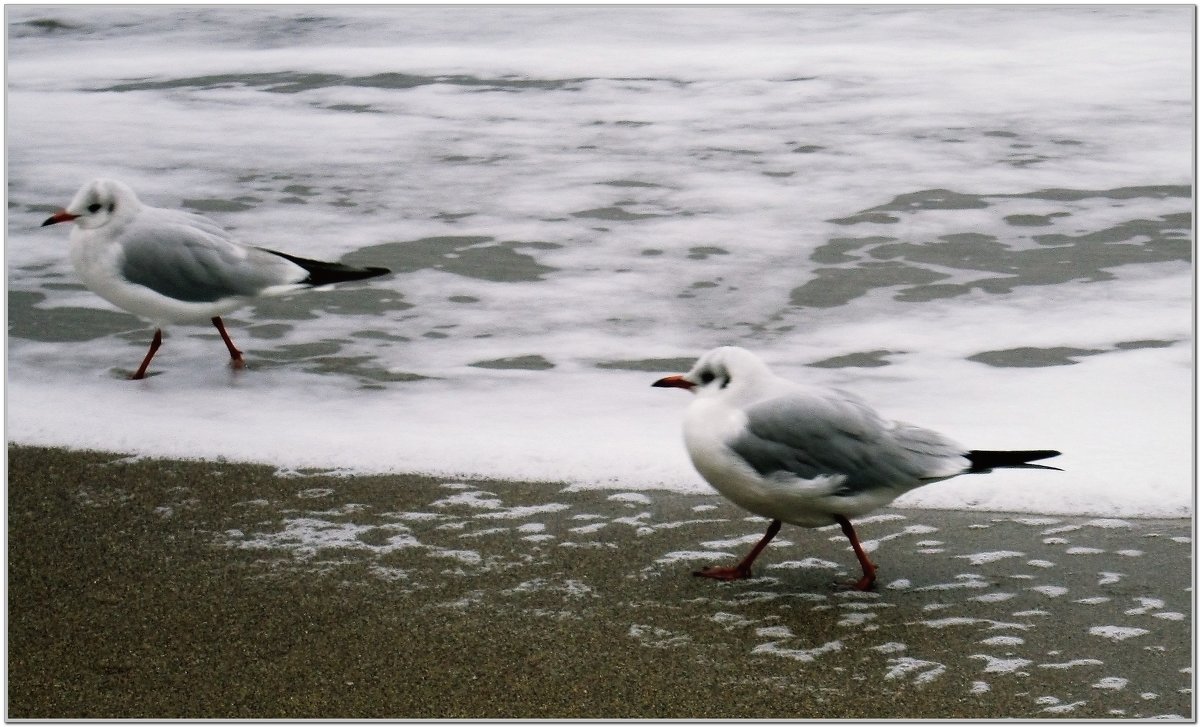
[752,639,844,663]
[1089,625,1151,641]
[971,654,1034,674]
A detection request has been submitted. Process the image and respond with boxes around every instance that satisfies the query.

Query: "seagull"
[41,178,390,379]
[653,346,1061,590]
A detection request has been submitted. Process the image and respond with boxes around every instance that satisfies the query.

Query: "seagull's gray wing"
[118,211,302,303]
[728,390,968,495]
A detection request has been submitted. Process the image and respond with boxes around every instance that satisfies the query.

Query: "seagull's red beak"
[41,209,78,227]
[652,374,695,390]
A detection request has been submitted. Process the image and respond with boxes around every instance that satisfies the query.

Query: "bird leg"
[130,328,163,380]
[694,519,782,581]
[834,514,877,591]
[211,316,245,369]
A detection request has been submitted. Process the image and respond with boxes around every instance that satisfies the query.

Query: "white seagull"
[41,178,390,379]
[653,346,1060,590]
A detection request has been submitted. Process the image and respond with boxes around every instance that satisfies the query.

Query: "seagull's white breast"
[682,397,843,527]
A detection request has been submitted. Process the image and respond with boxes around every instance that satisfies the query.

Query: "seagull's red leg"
[835,514,877,591]
[694,519,782,581]
[130,328,163,380]
[211,316,245,369]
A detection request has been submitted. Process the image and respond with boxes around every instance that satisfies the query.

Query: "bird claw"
[693,565,752,581]
[834,574,878,592]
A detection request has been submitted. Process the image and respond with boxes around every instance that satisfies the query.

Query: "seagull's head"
[652,346,773,398]
[42,178,142,231]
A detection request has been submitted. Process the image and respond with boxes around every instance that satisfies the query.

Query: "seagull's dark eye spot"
[699,371,716,385]
[87,203,102,214]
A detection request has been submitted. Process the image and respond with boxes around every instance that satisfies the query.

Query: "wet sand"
[7,444,1193,719]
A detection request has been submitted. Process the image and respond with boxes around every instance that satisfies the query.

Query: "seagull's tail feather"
[967,449,1062,473]
[261,248,390,286]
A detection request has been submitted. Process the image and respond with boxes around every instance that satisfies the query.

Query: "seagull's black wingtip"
[260,248,391,285]
[967,449,1063,473]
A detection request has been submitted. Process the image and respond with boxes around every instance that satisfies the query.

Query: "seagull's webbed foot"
[693,564,754,581]
[693,519,782,582]
[851,572,877,591]
[834,570,878,592]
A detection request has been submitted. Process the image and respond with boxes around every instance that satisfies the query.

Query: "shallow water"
[6,6,1193,516]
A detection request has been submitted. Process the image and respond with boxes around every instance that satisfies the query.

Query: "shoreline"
[7,444,1192,719]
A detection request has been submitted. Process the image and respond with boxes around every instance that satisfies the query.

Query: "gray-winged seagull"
[653,345,1061,590]
[42,178,390,379]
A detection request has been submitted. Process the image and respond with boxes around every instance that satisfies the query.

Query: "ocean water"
[6,6,1193,517]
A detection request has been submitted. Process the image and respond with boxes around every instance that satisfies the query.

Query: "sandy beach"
[7,444,1192,719]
